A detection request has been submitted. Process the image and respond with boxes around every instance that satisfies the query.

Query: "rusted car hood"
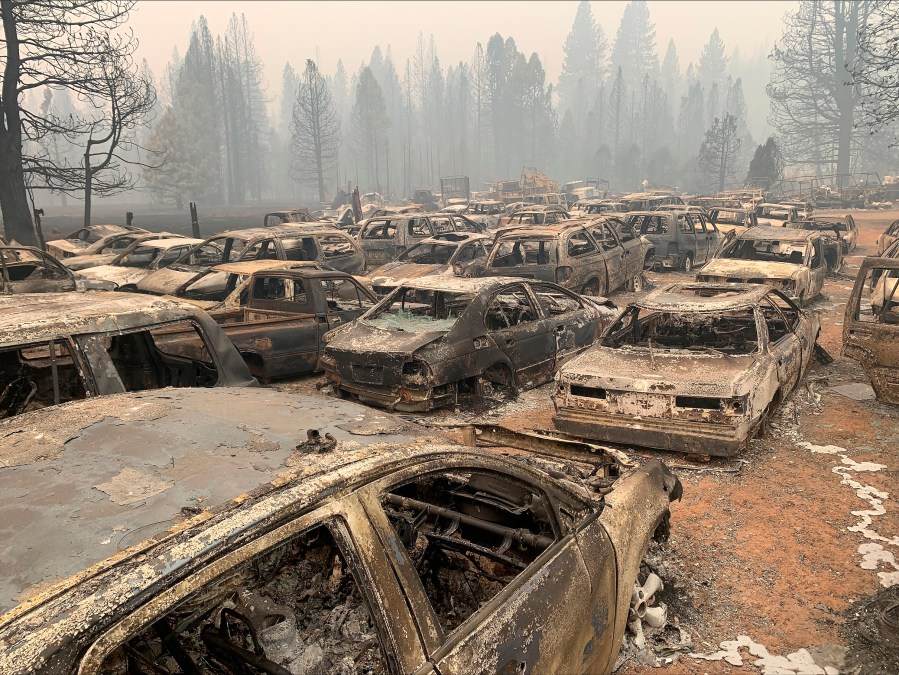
[561,346,760,397]
[699,259,801,280]
[369,262,449,285]
[75,265,147,287]
[137,265,202,295]
[327,321,445,356]
[0,387,428,615]
[62,253,118,270]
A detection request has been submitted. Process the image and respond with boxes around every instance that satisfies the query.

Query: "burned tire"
[680,253,694,274]
[582,278,606,297]
[626,273,645,293]
[476,364,516,402]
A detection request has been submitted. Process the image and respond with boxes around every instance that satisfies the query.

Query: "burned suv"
[322,276,615,411]
[483,219,650,295]
[627,210,722,272]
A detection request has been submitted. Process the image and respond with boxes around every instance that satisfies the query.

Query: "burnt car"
[754,203,799,226]
[553,283,821,455]
[200,267,378,381]
[136,225,364,297]
[786,214,858,254]
[367,232,492,293]
[358,214,481,269]
[708,206,758,236]
[44,224,145,259]
[1,246,78,294]
[465,199,506,228]
[499,207,572,228]
[0,292,254,418]
[619,192,684,211]
[0,386,679,675]
[627,210,722,272]
[843,257,899,404]
[263,208,314,227]
[322,276,616,411]
[75,237,204,290]
[571,199,627,216]
[482,221,650,296]
[697,226,834,305]
[62,231,186,271]
[877,219,899,255]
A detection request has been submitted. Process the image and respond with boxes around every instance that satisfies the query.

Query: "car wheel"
[681,254,694,273]
[582,278,605,297]
[476,365,516,402]
[627,273,645,293]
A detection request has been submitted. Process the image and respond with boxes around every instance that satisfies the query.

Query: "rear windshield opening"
[399,243,456,265]
[722,239,807,264]
[366,288,472,332]
[603,307,759,355]
[490,240,554,267]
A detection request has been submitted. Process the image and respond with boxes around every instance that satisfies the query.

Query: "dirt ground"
[47,201,899,672]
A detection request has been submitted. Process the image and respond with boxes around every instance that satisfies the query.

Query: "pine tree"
[745,137,784,189]
[697,28,728,93]
[351,67,390,191]
[290,60,340,203]
[610,1,658,92]
[698,114,741,191]
[558,1,606,132]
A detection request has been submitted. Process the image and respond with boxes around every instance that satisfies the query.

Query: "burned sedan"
[322,276,615,411]
[553,283,821,455]
[843,257,899,404]
[0,292,254,417]
[696,226,831,305]
[367,232,492,293]
[0,387,679,675]
[74,237,204,290]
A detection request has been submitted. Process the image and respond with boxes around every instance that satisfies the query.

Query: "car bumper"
[649,254,681,270]
[325,372,456,411]
[552,405,751,456]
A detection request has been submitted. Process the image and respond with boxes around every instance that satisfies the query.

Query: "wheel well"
[240,352,265,378]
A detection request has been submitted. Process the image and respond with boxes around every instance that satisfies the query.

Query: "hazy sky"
[130,1,796,91]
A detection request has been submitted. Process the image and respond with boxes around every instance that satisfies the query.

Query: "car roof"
[739,226,816,242]
[396,275,538,293]
[0,388,434,615]
[637,282,772,311]
[132,238,203,249]
[215,223,344,239]
[496,221,595,239]
[211,260,325,275]
[414,232,491,246]
[0,292,203,347]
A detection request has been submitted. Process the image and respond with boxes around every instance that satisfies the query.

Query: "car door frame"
[483,282,557,386]
[354,456,614,675]
[528,282,597,369]
[759,295,804,397]
[76,495,425,675]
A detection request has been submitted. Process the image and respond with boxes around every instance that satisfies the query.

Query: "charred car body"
[322,276,615,411]
[553,283,820,455]
[697,226,833,305]
[0,292,254,418]
[627,210,722,273]
[483,219,650,296]
[754,203,799,227]
[136,225,364,297]
[0,387,679,675]
[367,232,493,293]
[843,257,899,404]
[62,232,186,271]
[44,224,145,259]
[199,267,378,381]
[877,219,899,255]
[1,246,79,294]
[358,214,478,269]
[786,214,858,254]
[75,237,204,290]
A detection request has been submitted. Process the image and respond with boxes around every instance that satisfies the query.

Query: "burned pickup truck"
[0,387,679,675]
[843,257,899,404]
[0,292,254,417]
[322,276,615,411]
[196,267,378,381]
[553,283,821,455]
[696,226,832,305]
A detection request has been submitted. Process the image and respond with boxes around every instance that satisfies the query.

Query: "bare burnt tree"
[0,0,155,243]
[767,0,875,176]
[854,0,899,138]
[290,59,339,204]
[698,114,741,192]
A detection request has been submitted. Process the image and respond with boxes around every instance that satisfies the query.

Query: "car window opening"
[722,239,807,264]
[366,289,472,333]
[603,308,759,354]
[382,471,555,633]
[97,524,388,675]
[0,340,86,418]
